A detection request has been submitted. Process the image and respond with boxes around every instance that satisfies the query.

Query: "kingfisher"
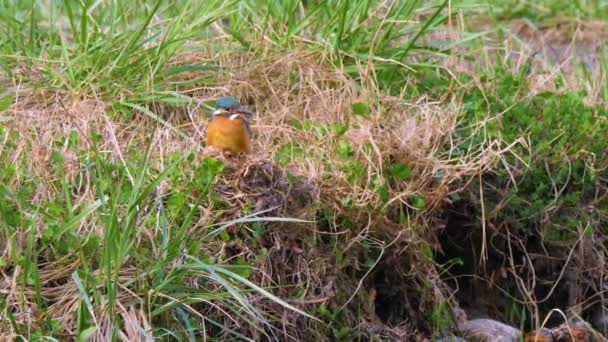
[524,321,594,342]
[524,328,554,342]
[552,321,592,342]
[206,96,254,154]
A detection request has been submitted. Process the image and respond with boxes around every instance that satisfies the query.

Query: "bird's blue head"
[215,96,241,110]
[213,96,254,117]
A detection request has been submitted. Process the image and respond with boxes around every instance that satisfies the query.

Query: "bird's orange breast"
[206,115,251,153]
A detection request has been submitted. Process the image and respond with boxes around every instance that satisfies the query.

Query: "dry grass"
[0,30,509,339]
[2,5,607,338]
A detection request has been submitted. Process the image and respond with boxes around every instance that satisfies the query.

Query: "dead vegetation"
[0,34,507,340]
[1,12,607,341]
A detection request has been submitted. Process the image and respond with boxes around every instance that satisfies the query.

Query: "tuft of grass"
[0,126,323,339]
[0,0,230,96]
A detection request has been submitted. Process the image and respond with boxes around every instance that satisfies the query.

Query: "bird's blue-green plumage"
[216,96,241,110]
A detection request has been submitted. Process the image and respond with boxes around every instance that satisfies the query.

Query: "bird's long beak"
[235,107,254,116]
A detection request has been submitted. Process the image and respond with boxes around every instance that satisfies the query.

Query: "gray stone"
[458,318,521,342]
[435,337,468,342]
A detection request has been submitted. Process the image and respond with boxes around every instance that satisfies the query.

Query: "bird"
[552,321,593,342]
[524,328,555,342]
[206,96,254,154]
[524,321,595,342]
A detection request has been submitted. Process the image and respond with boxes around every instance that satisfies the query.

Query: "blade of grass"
[184,255,321,322]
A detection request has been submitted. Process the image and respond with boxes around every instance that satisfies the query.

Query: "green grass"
[483,0,608,21]
[0,127,314,339]
[1,0,608,340]
[458,70,607,240]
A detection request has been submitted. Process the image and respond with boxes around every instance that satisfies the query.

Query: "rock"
[590,305,608,335]
[435,336,468,342]
[458,318,521,342]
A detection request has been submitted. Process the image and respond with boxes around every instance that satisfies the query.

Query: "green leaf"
[185,255,321,322]
[412,195,426,209]
[351,101,370,116]
[419,241,433,261]
[72,271,97,341]
[252,222,266,240]
[232,257,252,279]
[51,151,64,165]
[317,303,329,316]
[276,142,304,167]
[450,257,464,266]
[583,225,594,239]
[167,192,186,217]
[78,326,97,342]
[342,161,366,183]
[0,95,12,113]
[332,124,349,136]
[336,139,355,158]
[68,131,80,148]
[219,229,231,241]
[196,157,224,188]
[388,162,412,180]
[54,196,107,240]
[334,326,350,338]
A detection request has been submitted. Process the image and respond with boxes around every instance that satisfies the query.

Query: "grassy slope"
[0,0,607,340]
